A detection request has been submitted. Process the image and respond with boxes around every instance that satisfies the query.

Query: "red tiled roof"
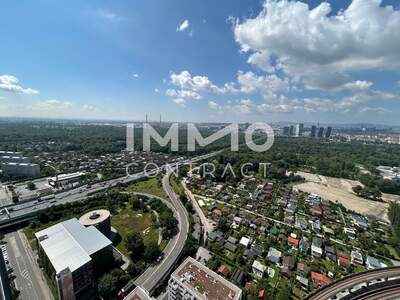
[311,272,332,288]
[288,236,299,247]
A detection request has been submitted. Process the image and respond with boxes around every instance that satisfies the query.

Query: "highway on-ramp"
[133,168,189,293]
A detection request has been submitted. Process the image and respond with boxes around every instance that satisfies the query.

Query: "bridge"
[304,266,400,300]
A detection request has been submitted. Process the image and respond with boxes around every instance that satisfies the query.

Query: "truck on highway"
[39,194,55,202]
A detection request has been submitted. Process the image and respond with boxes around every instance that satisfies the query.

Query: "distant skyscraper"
[311,125,317,138]
[289,125,295,136]
[283,126,290,136]
[325,126,333,138]
[295,123,304,137]
[318,127,325,138]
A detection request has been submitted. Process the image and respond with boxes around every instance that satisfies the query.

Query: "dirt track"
[293,171,396,222]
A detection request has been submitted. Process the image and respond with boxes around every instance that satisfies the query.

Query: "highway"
[304,266,400,300]
[133,168,189,293]
[0,151,219,228]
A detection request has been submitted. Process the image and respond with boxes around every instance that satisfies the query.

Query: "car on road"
[155,253,165,264]
[117,281,136,299]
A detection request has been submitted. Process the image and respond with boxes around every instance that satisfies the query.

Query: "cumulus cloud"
[170,70,237,94]
[208,101,220,110]
[237,71,290,99]
[0,75,39,95]
[343,80,373,91]
[172,98,186,107]
[166,88,201,100]
[234,0,400,90]
[177,19,190,32]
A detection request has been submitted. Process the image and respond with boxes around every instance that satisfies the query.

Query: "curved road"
[304,266,400,300]
[133,169,189,293]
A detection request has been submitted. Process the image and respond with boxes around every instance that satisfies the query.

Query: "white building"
[168,257,242,300]
[35,218,113,300]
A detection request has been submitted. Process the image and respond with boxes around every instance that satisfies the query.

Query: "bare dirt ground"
[292,171,400,222]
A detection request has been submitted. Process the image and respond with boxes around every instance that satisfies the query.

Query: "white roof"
[252,260,267,272]
[239,237,250,247]
[35,218,112,273]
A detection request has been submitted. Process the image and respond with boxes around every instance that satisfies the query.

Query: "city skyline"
[1,0,400,125]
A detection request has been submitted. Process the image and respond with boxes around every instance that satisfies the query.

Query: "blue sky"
[1,0,400,124]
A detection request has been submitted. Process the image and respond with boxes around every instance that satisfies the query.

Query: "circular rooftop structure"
[79,209,111,237]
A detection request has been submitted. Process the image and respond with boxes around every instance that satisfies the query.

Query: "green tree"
[144,241,161,262]
[125,232,144,259]
[27,182,36,190]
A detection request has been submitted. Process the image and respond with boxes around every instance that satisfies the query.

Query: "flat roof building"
[35,218,113,300]
[0,162,40,178]
[168,257,242,300]
[48,172,85,189]
[124,287,153,300]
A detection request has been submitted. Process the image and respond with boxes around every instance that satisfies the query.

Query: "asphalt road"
[133,168,189,293]
[0,151,219,226]
[5,230,53,300]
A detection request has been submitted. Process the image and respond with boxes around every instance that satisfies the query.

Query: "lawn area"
[111,205,159,257]
[127,177,169,200]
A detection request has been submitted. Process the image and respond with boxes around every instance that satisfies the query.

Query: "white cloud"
[170,70,237,94]
[154,88,159,93]
[234,0,400,90]
[132,73,140,79]
[166,88,201,100]
[343,80,373,91]
[177,19,190,32]
[172,98,186,107]
[237,71,290,99]
[360,106,390,114]
[208,101,220,110]
[0,75,39,95]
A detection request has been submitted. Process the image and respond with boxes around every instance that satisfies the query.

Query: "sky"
[1,0,400,125]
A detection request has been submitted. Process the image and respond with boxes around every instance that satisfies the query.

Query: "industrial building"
[35,218,113,300]
[48,172,85,189]
[168,257,242,300]
[79,209,112,238]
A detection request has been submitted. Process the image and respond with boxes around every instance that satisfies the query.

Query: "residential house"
[288,236,299,249]
[252,260,267,279]
[344,227,357,239]
[299,238,310,254]
[282,256,295,270]
[311,237,323,257]
[240,237,251,248]
[231,269,245,287]
[267,247,282,264]
[337,253,351,268]
[225,242,237,253]
[366,256,387,270]
[311,272,333,289]
[297,263,310,278]
[218,264,230,277]
[351,250,364,265]
[324,246,336,262]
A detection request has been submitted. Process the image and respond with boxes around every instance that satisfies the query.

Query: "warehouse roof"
[35,218,111,273]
